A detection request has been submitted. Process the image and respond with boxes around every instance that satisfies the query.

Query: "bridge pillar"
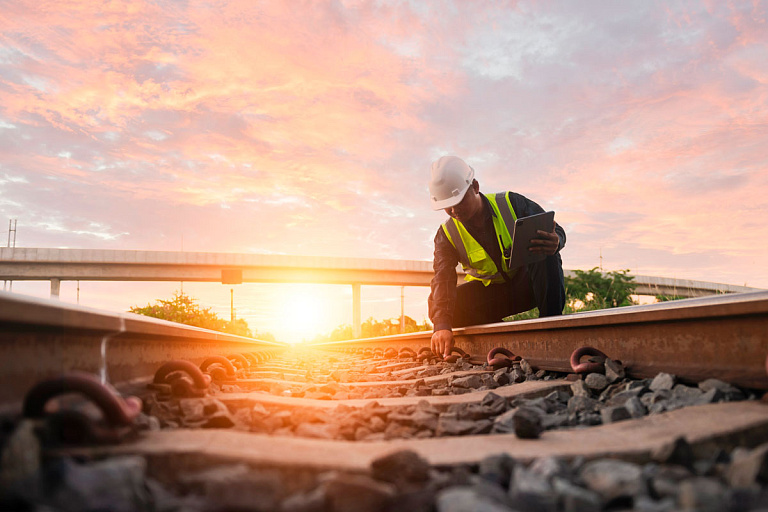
[50,278,61,299]
[400,286,405,333]
[352,283,361,338]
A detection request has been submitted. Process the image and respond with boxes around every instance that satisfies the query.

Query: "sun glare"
[276,286,333,344]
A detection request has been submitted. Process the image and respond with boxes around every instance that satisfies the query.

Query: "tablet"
[507,211,556,269]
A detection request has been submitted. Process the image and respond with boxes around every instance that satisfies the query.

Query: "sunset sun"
[275,285,334,344]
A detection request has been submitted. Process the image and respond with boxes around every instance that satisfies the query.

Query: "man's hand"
[529,220,559,256]
[431,329,454,358]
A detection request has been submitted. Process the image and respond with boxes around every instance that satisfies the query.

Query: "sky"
[1,0,767,342]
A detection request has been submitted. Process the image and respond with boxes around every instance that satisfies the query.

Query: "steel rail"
[2,289,767,413]
[0,290,288,412]
[314,291,768,390]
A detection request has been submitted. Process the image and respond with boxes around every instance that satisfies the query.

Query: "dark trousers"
[452,253,566,327]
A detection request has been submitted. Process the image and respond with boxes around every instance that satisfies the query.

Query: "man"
[428,155,566,358]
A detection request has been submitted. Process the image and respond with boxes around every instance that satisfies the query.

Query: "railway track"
[1,289,768,511]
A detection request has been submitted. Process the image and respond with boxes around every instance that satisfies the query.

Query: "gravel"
[6,354,764,511]
[5,432,768,512]
[224,359,758,443]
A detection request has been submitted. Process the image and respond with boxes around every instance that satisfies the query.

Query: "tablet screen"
[507,211,555,269]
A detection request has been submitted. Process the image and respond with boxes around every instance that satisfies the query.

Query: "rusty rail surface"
[314,291,768,390]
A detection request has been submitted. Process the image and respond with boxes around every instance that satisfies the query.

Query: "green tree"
[130,291,225,330]
[130,291,275,341]
[565,267,637,310]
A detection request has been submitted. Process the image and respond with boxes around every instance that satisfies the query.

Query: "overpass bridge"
[1,248,762,336]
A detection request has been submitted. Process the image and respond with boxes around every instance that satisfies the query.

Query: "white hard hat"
[428,156,475,210]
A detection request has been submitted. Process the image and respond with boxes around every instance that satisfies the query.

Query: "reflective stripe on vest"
[441,192,518,285]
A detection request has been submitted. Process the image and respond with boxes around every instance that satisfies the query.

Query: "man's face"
[444,181,481,223]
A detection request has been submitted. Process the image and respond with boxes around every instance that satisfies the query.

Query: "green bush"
[129,291,275,341]
[566,267,637,310]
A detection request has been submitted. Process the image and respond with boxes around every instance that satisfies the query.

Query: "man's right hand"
[431,329,454,358]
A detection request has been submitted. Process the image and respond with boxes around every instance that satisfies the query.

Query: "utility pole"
[180,233,184,294]
[230,288,234,322]
[400,286,405,333]
[7,219,17,247]
[5,219,17,291]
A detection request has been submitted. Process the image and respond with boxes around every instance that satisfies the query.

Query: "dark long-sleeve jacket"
[428,192,566,332]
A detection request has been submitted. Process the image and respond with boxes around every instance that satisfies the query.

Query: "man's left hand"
[529,221,559,255]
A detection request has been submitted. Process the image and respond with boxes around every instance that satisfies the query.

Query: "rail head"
[0,290,286,346]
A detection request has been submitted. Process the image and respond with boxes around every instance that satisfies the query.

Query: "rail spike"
[444,347,468,363]
[23,372,142,444]
[227,353,251,371]
[151,360,211,398]
[570,346,609,374]
[417,347,438,363]
[487,347,521,370]
[200,355,238,382]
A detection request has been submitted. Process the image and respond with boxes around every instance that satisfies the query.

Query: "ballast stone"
[600,404,631,424]
[579,459,645,502]
[371,450,431,487]
[513,407,543,439]
[649,373,676,391]
[698,378,746,401]
[606,388,644,407]
[624,396,648,418]
[646,463,693,501]
[528,456,571,482]
[493,368,511,386]
[323,473,396,512]
[726,442,768,488]
[436,486,515,512]
[570,379,591,397]
[584,373,609,392]
[450,375,484,389]
[676,477,728,512]
[552,477,602,512]
[604,358,626,383]
[567,395,600,415]
[45,456,159,512]
[651,437,695,470]
[478,454,515,489]
[509,464,558,512]
[436,414,477,436]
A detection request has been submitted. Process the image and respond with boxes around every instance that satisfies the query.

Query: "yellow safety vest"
[441,192,518,285]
